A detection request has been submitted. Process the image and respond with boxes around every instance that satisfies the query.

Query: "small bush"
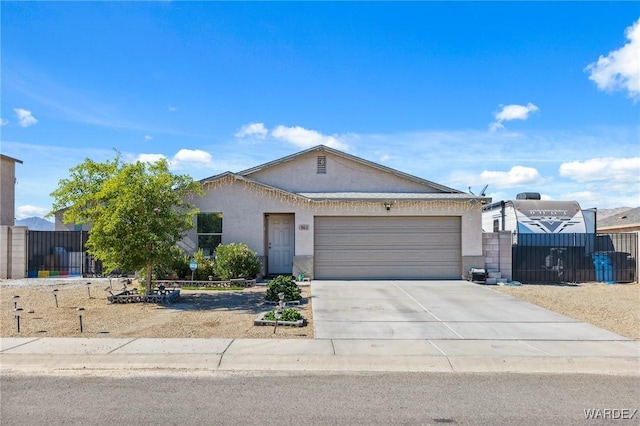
[265,275,301,302]
[193,249,216,281]
[213,243,261,280]
[263,308,303,322]
[171,251,191,279]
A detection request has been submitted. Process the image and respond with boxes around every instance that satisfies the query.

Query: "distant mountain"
[15,216,54,230]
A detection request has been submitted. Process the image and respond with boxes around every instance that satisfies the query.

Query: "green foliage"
[192,249,216,281]
[171,249,192,279]
[262,308,303,322]
[213,243,261,280]
[140,246,191,280]
[49,153,203,294]
[265,275,301,302]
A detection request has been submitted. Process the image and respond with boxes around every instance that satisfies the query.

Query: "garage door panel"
[318,249,460,262]
[314,216,461,279]
[317,233,458,247]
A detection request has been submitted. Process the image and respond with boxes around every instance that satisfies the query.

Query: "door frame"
[264,213,295,276]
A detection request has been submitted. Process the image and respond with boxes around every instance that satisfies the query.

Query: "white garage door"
[314,216,461,279]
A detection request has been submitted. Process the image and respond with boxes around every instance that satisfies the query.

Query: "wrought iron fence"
[27,231,103,278]
[512,233,637,283]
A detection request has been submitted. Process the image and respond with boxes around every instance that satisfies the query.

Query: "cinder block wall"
[0,226,27,279]
[482,231,512,281]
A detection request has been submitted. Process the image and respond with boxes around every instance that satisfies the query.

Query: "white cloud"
[585,18,640,101]
[173,149,212,164]
[489,103,539,132]
[559,157,640,183]
[168,105,177,112]
[136,153,167,163]
[13,108,38,127]
[479,166,546,188]
[271,125,349,150]
[144,135,153,141]
[234,122,268,139]
[0,118,8,126]
[16,204,50,219]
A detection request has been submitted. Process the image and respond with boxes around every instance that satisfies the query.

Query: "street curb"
[1,353,638,376]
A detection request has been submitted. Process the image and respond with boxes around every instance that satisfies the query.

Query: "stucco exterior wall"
[245,151,440,193]
[1,157,18,226]
[186,179,484,277]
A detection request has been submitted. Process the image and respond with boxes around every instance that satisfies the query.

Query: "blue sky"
[1,2,639,220]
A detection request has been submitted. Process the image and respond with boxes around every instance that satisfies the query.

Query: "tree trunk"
[145,264,152,295]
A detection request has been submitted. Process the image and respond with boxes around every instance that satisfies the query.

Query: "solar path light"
[86,282,92,298]
[14,308,23,333]
[12,295,19,309]
[52,289,59,308]
[76,308,85,333]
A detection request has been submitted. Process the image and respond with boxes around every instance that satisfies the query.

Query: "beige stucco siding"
[244,151,440,193]
[1,157,19,225]
[187,179,483,262]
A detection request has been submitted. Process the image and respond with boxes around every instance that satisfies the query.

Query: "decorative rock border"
[155,279,256,288]
[264,299,302,306]
[254,313,307,327]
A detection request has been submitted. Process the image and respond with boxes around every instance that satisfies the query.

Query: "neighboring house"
[1,154,27,279]
[1,154,23,226]
[183,145,489,280]
[597,207,640,233]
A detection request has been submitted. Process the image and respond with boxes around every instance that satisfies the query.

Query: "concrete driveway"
[311,280,630,340]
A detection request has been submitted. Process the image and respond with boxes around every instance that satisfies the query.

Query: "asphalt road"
[2,372,638,425]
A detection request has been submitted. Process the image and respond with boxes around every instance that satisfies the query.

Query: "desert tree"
[50,154,203,294]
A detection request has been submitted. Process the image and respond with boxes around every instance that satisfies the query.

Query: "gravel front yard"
[0,279,313,339]
[492,282,639,340]
[1,278,637,340]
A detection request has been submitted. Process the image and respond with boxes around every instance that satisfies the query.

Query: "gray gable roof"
[237,145,463,194]
[598,207,640,228]
[199,145,492,203]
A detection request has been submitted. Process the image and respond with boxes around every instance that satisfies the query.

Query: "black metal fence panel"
[512,233,637,283]
[27,231,102,278]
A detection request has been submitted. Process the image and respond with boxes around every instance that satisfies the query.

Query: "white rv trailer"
[482,193,596,234]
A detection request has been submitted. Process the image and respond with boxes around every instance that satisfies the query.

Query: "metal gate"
[512,233,637,283]
[27,231,102,278]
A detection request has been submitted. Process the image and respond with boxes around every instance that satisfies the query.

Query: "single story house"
[1,154,23,226]
[597,207,640,233]
[182,145,489,280]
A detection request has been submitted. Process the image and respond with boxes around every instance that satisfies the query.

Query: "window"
[493,219,500,232]
[197,212,223,257]
[317,155,327,174]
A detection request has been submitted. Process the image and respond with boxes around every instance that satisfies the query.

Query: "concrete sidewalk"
[1,337,638,375]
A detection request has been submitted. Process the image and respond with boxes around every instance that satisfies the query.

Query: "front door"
[267,214,295,275]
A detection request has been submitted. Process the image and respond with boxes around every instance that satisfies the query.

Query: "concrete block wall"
[482,231,512,283]
[0,226,27,279]
[482,233,500,272]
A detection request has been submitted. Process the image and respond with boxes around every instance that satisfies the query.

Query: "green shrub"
[213,243,261,280]
[193,249,216,281]
[171,249,191,279]
[263,308,303,322]
[265,275,301,302]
